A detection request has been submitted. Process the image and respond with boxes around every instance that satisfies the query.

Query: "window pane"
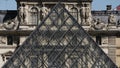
[30,7,38,25]
[7,36,13,45]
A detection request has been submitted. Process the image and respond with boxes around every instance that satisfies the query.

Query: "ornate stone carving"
[2,17,19,30]
[18,3,28,24]
[80,4,91,25]
[90,18,107,30]
[3,20,16,30]
[41,6,50,18]
[108,14,116,25]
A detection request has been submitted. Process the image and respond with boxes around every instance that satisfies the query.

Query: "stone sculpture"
[2,17,19,30]
[90,18,107,30]
[80,4,91,25]
[18,3,28,24]
[41,6,50,18]
[108,14,116,25]
[3,20,15,30]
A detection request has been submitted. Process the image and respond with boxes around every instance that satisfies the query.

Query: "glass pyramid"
[2,3,118,68]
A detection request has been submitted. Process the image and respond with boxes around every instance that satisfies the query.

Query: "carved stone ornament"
[18,3,28,25]
[3,20,16,30]
[2,17,19,30]
[90,18,107,30]
[108,14,116,25]
[80,6,91,25]
[41,6,50,18]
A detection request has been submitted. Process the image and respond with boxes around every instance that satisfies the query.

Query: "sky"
[0,0,119,10]
[92,0,120,10]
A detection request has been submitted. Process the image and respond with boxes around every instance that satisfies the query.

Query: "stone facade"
[0,0,120,67]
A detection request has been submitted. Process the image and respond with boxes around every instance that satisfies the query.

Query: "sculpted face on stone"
[108,14,116,25]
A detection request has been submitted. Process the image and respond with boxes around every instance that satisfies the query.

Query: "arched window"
[70,7,78,21]
[30,7,38,25]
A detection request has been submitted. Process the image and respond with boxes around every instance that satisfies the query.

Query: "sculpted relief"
[0,4,51,30]
[108,14,116,25]
[18,3,28,25]
[80,4,92,25]
[0,17,19,30]
[3,19,19,30]
[41,6,50,18]
[1,3,120,31]
[90,18,107,30]
[3,20,16,30]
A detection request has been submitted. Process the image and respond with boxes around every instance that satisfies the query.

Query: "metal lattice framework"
[2,3,118,68]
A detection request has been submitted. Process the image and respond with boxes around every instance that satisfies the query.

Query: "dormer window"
[96,36,102,45]
[7,36,20,46]
[30,7,38,25]
[7,35,13,45]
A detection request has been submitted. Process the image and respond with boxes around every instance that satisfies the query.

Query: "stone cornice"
[0,46,17,49]
[0,29,120,36]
